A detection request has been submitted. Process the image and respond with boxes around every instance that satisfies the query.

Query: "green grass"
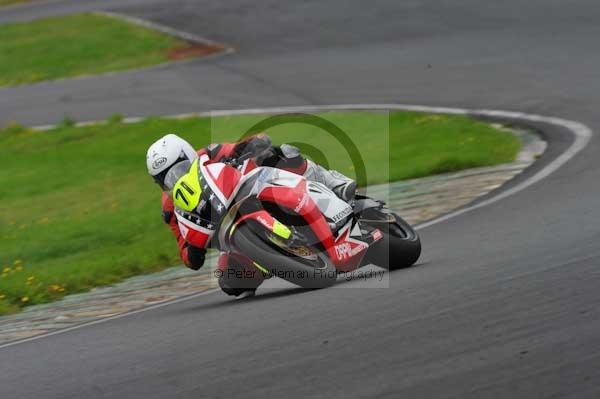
[0,111,521,314]
[0,0,33,6]
[0,13,187,86]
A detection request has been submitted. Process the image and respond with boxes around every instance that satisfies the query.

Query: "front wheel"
[232,224,338,289]
[363,214,421,270]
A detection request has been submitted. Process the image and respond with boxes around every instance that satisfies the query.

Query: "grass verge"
[0,0,34,6]
[0,111,521,314]
[0,13,218,87]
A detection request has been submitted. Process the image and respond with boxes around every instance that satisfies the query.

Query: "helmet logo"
[152,157,168,170]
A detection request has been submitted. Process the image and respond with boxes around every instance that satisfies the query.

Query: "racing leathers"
[160,134,355,295]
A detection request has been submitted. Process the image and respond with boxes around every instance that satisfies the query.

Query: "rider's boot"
[303,159,357,202]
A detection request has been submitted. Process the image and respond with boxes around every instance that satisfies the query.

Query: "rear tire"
[232,224,338,289]
[363,215,421,270]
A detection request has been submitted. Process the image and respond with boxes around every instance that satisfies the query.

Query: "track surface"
[2,1,600,398]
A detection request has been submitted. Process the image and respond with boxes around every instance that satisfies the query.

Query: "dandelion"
[27,276,35,281]
[50,284,62,292]
[3,267,11,274]
[0,294,5,300]
[14,259,22,266]
[15,265,23,272]
[21,296,29,303]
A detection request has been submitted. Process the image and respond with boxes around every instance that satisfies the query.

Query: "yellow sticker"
[172,159,202,211]
[272,219,291,239]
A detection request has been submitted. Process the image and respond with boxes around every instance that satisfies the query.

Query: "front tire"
[363,214,421,270]
[232,224,338,289]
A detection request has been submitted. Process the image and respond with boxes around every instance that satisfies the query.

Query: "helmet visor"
[163,160,192,193]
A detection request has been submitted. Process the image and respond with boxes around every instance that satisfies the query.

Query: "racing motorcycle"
[169,154,421,289]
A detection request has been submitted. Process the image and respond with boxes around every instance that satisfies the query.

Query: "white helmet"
[146,134,198,190]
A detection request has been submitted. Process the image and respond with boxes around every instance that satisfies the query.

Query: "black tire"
[232,224,338,289]
[363,214,421,270]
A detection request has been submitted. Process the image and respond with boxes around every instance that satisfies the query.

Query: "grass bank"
[0,0,33,6]
[0,111,521,314]
[0,13,211,87]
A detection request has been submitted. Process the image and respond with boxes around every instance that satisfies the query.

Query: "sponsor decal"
[331,206,352,223]
[152,157,168,170]
[256,215,274,230]
[335,241,366,260]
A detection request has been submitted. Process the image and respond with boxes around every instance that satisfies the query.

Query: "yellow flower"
[27,276,35,281]
[0,294,5,300]
[21,296,29,303]
[15,265,23,272]
[3,267,11,274]
[14,259,22,266]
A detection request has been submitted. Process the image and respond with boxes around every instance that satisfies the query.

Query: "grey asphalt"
[1,1,600,398]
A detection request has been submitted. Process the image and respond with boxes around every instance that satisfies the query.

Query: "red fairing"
[257,181,348,267]
[332,226,369,272]
[242,159,258,174]
[212,143,236,161]
[257,180,368,271]
[233,210,277,235]
[204,162,242,200]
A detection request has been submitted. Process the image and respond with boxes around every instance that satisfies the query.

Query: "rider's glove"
[187,245,207,270]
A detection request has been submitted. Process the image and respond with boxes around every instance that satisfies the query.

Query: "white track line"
[3,104,590,350]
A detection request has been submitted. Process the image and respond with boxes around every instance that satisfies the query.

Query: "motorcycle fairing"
[256,175,370,270]
[198,154,242,206]
[230,210,292,240]
[179,159,379,272]
[306,181,353,230]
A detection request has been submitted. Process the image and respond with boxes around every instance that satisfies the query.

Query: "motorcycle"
[171,154,421,289]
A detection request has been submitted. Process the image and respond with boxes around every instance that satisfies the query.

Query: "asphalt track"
[2,1,600,398]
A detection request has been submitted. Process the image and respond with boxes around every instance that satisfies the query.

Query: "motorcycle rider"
[146,133,356,297]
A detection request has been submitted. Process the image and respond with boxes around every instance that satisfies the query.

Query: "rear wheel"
[232,224,338,289]
[363,214,421,270]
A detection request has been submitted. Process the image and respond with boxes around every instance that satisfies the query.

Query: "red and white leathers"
[160,136,309,293]
[160,134,356,295]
